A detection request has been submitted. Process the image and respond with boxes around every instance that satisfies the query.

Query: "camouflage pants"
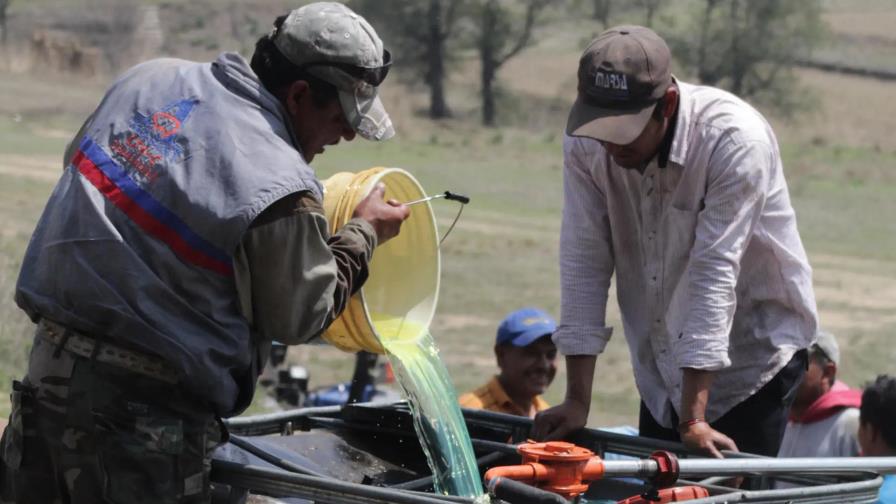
[0,329,225,504]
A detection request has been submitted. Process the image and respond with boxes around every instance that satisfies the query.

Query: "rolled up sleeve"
[555,136,615,356]
[673,138,771,370]
[233,192,376,345]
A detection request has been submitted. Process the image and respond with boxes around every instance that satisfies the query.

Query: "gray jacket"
[16,53,330,416]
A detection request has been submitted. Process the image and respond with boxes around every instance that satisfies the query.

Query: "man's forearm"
[680,368,714,426]
[565,354,597,406]
[679,367,738,456]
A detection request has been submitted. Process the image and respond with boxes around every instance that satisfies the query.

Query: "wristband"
[678,418,706,431]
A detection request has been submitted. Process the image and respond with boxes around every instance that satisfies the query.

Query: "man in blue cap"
[459,308,558,418]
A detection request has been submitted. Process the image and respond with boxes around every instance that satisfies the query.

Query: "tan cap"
[566,25,672,145]
[273,2,394,141]
[812,330,840,366]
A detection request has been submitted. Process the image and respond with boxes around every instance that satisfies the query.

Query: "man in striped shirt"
[532,25,817,458]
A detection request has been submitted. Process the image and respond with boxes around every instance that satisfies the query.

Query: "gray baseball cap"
[812,330,840,366]
[273,2,394,141]
[567,25,672,145]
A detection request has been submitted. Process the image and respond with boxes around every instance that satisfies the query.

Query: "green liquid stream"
[372,315,484,498]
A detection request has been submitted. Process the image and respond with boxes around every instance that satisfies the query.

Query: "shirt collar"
[657,89,680,169]
[486,376,516,410]
[666,78,691,168]
[487,376,547,417]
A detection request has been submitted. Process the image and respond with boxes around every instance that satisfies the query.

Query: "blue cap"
[496,308,557,347]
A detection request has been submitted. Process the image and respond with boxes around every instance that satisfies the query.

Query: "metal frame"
[217,402,890,504]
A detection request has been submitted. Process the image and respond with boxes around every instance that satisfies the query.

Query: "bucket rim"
[358,167,441,345]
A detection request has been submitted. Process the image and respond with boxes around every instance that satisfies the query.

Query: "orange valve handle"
[484,462,552,482]
[484,441,606,500]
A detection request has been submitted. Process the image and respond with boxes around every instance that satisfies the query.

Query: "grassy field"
[1,1,895,429]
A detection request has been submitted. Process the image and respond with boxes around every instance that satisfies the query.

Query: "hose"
[487,476,569,504]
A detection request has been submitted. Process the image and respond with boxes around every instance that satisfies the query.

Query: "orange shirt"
[458,376,549,418]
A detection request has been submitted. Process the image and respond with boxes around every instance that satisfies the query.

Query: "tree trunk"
[427,0,450,118]
[479,1,498,126]
[644,0,659,27]
[0,0,9,46]
[593,0,611,27]
[696,0,719,84]
[728,0,745,95]
[482,63,496,126]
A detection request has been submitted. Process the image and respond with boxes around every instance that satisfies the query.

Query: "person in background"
[1,3,408,503]
[777,331,862,459]
[532,25,817,458]
[459,308,558,418]
[774,331,861,488]
[858,375,896,503]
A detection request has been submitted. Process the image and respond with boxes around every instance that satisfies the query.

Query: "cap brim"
[509,330,554,347]
[339,89,395,141]
[566,96,654,145]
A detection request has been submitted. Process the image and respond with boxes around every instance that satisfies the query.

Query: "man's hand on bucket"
[353,183,410,244]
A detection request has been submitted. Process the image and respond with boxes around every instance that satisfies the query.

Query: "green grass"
[0,172,54,419]
[1,99,895,427]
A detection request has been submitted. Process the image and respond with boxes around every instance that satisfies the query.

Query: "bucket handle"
[404,191,470,246]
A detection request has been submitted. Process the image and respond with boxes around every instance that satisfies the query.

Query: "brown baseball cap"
[566,25,672,145]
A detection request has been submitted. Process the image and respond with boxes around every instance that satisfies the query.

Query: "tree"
[592,0,611,27]
[670,0,826,116]
[474,0,551,126]
[0,0,11,46]
[635,0,661,27]
[351,0,463,119]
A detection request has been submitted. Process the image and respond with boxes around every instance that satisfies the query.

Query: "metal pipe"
[390,450,507,491]
[677,457,896,476]
[224,405,342,436]
[682,476,885,504]
[211,460,476,504]
[227,435,330,479]
[601,459,658,478]
[601,457,896,478]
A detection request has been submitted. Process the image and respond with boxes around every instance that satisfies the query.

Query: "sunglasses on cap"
[299,49,392,87]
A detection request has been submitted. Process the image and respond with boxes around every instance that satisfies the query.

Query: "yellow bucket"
[321,167,440,353]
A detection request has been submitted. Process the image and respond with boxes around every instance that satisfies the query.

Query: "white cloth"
[775,408,860,488]
[777,408,861,458]
[556,81,818,428]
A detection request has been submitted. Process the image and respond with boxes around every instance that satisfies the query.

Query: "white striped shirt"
[556,81,818,428]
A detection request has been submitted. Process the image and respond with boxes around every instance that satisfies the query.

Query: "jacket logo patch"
[109,98,199,184]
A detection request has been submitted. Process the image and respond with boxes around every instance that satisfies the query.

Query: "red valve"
[616,451,707,504]
[616,486,709,504]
